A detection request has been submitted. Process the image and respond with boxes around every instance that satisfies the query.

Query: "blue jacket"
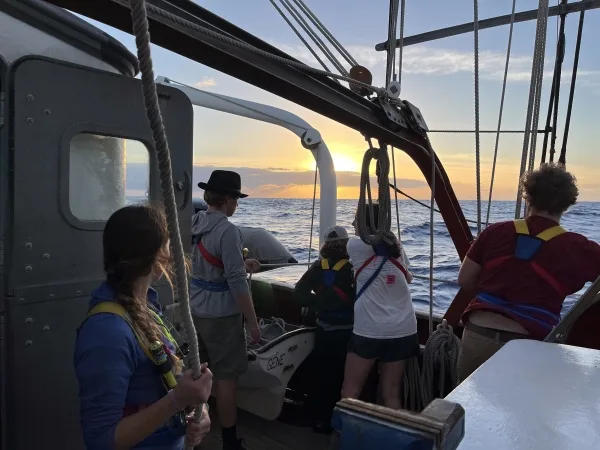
[74,282,185,450]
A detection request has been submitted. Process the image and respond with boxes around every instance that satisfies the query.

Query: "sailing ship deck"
[200,407,332,450]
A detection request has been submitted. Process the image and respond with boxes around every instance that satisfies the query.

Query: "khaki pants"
[457,328,505,382]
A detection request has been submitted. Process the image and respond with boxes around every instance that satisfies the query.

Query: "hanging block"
[329,398,464,450]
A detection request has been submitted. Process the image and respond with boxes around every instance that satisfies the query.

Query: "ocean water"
[227,198,599,316]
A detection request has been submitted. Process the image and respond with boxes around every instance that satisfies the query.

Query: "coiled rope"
[129,1,202,448]
[356,142,395,246]
[420,320,461,407]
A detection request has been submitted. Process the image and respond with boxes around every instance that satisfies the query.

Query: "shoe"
[223,438,248,450]
[312,420,333,434]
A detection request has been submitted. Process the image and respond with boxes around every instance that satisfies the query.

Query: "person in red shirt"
[457,163,600,381]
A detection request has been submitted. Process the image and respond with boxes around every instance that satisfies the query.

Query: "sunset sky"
[81,0,600,201]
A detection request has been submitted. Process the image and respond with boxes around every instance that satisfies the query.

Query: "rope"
[428,129,539,134]
[515,0,550,218]
[246,316,289,349]
[486,0,516,227]
[390,147,402,245]
[291,0,358,67]
[307,159,318,266]
[473,0,482,235]
[420,320,461,407]
[268,0,333,74]
[428,139,435,336]
[356,142,395,247]
[142,2,382,94]
[389,182,480,225]
[278,0,348,76]
[128,1,202,448]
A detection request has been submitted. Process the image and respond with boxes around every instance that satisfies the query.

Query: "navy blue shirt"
[74,282,185,450]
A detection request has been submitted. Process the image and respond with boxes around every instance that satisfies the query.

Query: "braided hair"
[103,204,173,343]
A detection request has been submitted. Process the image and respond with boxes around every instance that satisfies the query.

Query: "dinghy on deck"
[238,319,316,420]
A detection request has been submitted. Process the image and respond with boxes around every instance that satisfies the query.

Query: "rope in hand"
[129,1,203,448]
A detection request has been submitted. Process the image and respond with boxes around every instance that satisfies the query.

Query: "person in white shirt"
[341,203,419,409]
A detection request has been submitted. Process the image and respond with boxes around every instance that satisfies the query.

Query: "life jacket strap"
[476,292,560,330]
[191,277,229,292]
[319,258,350,303]
[484,220,568,295]
[196,239,225,269]
[86,302,154,362]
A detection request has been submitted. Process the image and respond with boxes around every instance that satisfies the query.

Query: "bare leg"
[215,379,238,428]
[379,360,406,409]
[341,352,376,400]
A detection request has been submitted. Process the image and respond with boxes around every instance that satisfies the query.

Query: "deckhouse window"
[69,133,150,221]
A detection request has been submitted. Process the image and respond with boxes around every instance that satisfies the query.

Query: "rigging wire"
[428,141,435,336]
[307,157,318,266]
[268,0,334,74]
[527,0,551,174]
[541,0,567,164]
[515,0,551,218]
[140,3,383,93]
[559,7,585,166]
[389,183,481,225]
[390,147,403,244]
[473,0,482,235]
[386,0,400,86]
[291,0,358,67]
[486,0,517,227]
[397,0,406,90]
[278,0,348,75]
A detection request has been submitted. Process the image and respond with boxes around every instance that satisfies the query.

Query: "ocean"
[226,198,599,316]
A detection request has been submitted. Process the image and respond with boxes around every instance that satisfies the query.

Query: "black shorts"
[347,332,420,363]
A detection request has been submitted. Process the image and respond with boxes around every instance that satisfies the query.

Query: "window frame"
[59,123,153,230]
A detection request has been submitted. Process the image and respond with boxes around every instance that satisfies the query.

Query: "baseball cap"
[324,225,349,243]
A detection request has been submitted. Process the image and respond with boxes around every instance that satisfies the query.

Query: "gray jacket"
[190,210,249,318]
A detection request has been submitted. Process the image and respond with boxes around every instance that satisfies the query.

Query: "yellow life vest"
[85,302,184,388]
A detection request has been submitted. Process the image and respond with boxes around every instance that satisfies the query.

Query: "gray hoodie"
[190,210,249,318]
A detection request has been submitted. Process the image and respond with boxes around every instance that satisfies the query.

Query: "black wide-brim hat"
[197,170,248,198]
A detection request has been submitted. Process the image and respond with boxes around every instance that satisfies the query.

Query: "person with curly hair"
[294,225,354,434]
[457,163,600,380]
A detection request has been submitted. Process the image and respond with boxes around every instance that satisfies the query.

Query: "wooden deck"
[199,406,332,450]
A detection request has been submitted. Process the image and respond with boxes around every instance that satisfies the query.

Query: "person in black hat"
[189,170,260,450]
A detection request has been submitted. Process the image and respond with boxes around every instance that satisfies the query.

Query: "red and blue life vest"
[476,219,567,332]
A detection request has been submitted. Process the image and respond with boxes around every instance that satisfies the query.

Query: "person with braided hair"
[74,205,213,450]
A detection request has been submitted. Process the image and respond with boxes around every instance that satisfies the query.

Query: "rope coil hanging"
[356,141,395,247]
[129,1,203,448]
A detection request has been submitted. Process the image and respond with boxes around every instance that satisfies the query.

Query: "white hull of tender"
[212,320,316,420]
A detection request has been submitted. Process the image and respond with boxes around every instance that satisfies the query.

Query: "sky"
[79,0,599,201]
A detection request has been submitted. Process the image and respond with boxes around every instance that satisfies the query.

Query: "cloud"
[273,42,600,90]
[192,165,426,190]
[194,77,217,89]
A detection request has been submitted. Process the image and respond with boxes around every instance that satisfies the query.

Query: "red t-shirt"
[463,215,600,339]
